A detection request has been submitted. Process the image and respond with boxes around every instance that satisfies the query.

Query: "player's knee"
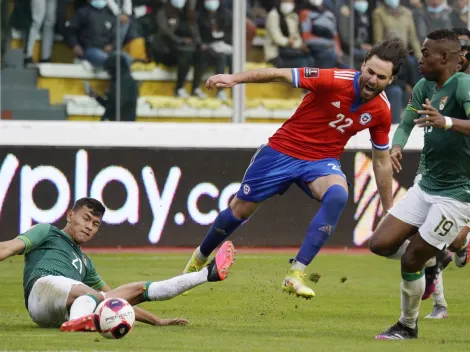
[322,185,348,212]
[230,197,258,219]
[401,248,423,273]
[368,235,396,257]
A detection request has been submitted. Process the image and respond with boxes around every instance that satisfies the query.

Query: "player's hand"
[206,74,237,89]
[415,99,446,128]
[156,318,189,326]
[390,145,403,174]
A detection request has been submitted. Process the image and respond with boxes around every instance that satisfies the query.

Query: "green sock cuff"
[142,281,152,302]
[85,293,100,306]
[401,270,425,281]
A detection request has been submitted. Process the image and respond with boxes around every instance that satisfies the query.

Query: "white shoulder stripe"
[379,92,391,109]
[334,73,356,78]
[334,76,354,80]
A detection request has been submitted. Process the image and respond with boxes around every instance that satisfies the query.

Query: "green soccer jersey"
[403,73,470,201]
[17,224,106,307]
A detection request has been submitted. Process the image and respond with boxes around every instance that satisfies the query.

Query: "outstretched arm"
[206,68,293,89]
[0,239,25,261]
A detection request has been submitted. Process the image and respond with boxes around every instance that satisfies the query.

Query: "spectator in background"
[450,0,468,28]
[107,0,133,44]
[299,0,344,68]
[222,0,257,56]
[385,57,415,123]
[65,0,134,68]
[372,0,421,57]
[150,0,206,98]
[407,0,425,9]
[24,0,58,65]
[1,0,9,62]
[413,0,453,43]
[198,0,233,101]
[337,0,372,69]
[264,0,313,69]
[86,53,138,121]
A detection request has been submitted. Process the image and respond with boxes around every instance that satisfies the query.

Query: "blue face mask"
[427,4,446,13]
[204,0,219,11]
[91,0,107,9]
[171,0,186,9]
[354,1,369,13]
[384,0,400,9]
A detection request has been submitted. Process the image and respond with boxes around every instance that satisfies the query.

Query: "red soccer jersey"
[267,68,392,161]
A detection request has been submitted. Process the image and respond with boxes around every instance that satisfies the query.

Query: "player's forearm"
[133,306,161,326]
[373,158,394,211]
[233,68,291,85]
[448,118,470,136]
[391,110,416,149]
[0,239,25,261]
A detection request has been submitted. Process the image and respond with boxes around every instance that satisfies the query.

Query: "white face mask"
[204,0,219,12]
[309,0,323,7]
[280,3,295,14]
[354,1,369,13]
[171,0,186,9]
[461,5,468,14]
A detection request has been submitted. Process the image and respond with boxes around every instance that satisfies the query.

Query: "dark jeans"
[83,48,133,68]
[155,48,202,93]
[270,52,315,69]
[386,85,410,124]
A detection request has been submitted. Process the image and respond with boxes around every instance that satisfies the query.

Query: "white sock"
[148,268,208,301]
[69,295,98,320]
[291,261,307,272]
[387,240,409,260]
[425,257,436,267]
[399,275,425,329]
[196,247,209,262]
[432,271,447,307]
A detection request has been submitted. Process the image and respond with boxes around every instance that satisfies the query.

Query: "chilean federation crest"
[359,113,372,125]
[439,96,448,110]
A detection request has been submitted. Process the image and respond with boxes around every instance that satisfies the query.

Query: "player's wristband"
[444,116,453,130]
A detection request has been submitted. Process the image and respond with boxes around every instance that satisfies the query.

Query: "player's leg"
[376,234,439,340]
[26,275,99,330]
[282,159,349,298]
[62,242,235,331]
[450,225,470,267]
[106,241,235,303]
[376,197,470,339]
[181,145,297,281]
[369,183,430,258]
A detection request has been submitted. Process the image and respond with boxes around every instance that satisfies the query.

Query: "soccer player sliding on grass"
[0,197,235,332]
[181,38,409,299]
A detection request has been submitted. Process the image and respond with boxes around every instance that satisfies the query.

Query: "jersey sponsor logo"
[243,184,251,195]
[359,113,372,125]
[439,96,448,110]
[331,101,341,108]
[304,67,319,78]
[319,225,334,235]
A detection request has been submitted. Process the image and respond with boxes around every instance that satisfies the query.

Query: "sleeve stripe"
[407,105,419,112]
[17,235,31,253]
[291,68,300,88]
[91,280,105,289]
[370,140,389,150]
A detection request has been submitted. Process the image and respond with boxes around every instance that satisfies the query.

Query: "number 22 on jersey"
[329,113,353,133]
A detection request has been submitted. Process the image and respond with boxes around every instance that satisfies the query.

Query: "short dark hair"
[427,29,459,42]
[452,28,470,38]
[72,197,105,217]
[364,38,409,76]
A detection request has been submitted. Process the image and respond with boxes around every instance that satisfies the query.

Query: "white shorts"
[28,275,83,328]
[389,183,470,250]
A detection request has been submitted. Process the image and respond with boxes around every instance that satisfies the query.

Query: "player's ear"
[66,210,73,223]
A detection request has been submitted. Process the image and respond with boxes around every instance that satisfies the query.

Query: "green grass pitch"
[1,251,469,351]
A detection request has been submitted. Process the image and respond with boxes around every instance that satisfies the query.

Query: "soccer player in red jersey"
[181,38,409,299]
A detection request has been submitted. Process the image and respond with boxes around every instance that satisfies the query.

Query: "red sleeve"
[369,107,391,150]
[291,68,333,91]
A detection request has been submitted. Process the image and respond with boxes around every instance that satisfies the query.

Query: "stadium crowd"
[1,0,469,121]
